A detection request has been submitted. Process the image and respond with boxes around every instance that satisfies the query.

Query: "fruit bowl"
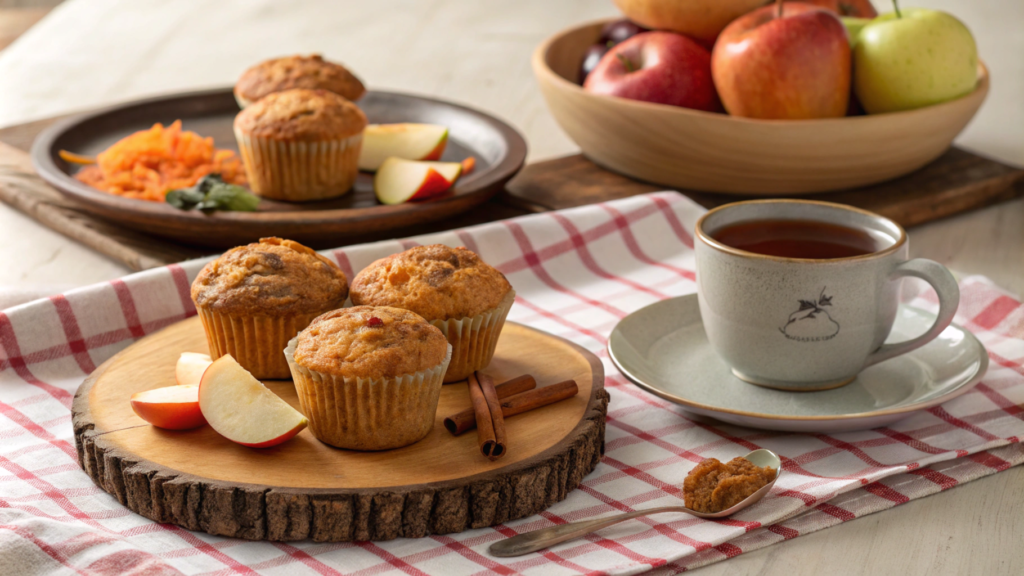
[533,19,989,194]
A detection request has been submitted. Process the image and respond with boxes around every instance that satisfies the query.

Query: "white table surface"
[0,1,1021,573]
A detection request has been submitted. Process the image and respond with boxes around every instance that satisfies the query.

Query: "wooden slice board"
[72,318,608,542]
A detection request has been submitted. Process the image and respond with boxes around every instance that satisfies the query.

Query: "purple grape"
[578,43,610,85]
[598,19,648,46]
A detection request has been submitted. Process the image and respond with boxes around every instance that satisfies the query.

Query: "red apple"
[712,2,851,119]
[175,352,212,387]
[130,385,206,430]
[374,158,462,205]
[803,0,877,18]
[583,31,720,112]
[198,355,307,448]
[358,123,449,172]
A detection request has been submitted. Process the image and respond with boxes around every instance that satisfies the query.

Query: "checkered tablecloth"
[1,192,1022,575]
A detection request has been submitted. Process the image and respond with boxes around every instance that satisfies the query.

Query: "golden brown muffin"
[234,89,367,142]
[233,89,367,201]
[285,305,452,450]
[294,306,448,380]
[350,245,515,382]
[683,457,777,513]
[192,237,348,378]
[350,245,511,321]
[234,54,365,108]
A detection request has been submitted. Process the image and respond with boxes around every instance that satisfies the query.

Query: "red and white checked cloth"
[1,192,1022,576]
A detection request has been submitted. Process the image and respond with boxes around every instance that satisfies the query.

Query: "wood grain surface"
[2,117,1022,271]
[72,319,609,541]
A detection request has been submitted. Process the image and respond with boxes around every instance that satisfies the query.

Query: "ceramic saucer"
[608,294,989,433]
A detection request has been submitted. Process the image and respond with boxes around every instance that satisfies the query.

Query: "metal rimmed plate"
[31,88,527,248]
[608,294,988,433]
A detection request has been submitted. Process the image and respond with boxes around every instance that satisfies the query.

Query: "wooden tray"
[31,88,527,248]
[72,319,608,542]
[2,115,1022,272]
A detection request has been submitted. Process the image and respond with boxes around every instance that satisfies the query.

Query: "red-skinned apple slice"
[374,157,462,205]
[198,355,308,448]
[359,123,449,171]
[176,352,212,387]
[130,385,207,430]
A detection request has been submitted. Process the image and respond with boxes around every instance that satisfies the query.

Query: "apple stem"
[893,0,901,18]
[616,53,636,73]
[776,0,783,18]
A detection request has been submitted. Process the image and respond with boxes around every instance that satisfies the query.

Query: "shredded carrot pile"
[74,120,247,202]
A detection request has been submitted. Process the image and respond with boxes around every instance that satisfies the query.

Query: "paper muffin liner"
[197,308,322,379]
[432,289,515,383]
[234,129,362,202]
[285,339,452,450]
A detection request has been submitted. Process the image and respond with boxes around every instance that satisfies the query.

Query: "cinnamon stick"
[445,379,579,436]
[476,372,507,459]
[443,375,536,435]
[467,372,496,458]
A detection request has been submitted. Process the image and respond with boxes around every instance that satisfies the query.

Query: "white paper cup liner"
[197,308,321,379]
[234,130,362,201]
[431,289,515,383]
[285,339,452,450]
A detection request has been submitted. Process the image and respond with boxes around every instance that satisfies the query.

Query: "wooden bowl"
[533,20,989,194]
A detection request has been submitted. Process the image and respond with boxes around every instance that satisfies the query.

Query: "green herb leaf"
[165,174,259,213]
[165,187,205,209]
[201,183,260,212]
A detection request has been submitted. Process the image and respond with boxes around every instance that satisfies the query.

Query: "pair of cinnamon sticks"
[446,372,579,460]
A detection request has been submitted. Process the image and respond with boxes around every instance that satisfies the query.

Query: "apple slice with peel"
[176,352,212,387]
[198,355,308,448]
[131,385,206,430]
[359,123,449,171]
[374,157,462,205]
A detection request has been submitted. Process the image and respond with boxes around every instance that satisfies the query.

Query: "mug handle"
[864,259,960,367]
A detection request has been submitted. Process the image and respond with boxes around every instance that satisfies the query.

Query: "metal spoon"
[489,449,782,558]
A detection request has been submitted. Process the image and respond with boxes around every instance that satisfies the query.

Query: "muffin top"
[294,306,449,379]
[350,245,512,321]
[234,89,368,141]
[191,237,349,316]
[235,54,366,104]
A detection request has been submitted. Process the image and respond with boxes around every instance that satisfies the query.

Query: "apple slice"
[358,123,449,171]
[176,352,212,387]
[131,385,206,430]
[198,355,308,448]
[374,157,462,205]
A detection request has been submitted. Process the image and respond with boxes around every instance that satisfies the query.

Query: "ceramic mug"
[695,199,960,391]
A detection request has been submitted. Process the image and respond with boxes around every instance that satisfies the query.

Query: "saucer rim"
[608,294,990,423]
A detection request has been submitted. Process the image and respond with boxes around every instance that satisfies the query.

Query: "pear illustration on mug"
[780,288,839,342]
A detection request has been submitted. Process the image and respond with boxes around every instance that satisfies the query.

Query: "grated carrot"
[74,120,247,202]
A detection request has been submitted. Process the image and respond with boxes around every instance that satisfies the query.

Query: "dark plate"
[31,88,527,248]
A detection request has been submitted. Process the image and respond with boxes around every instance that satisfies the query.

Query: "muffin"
[234,88,367,201]
[285,306,452,450]
[191,237,349,379]
[234,54,366,108]
[350,244,514,382]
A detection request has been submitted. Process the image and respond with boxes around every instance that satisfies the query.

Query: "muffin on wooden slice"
[350,244,514,382]
[191,237,349,379]
[234,54,365,108]
[234,88,367,201]
[285,306,452,450]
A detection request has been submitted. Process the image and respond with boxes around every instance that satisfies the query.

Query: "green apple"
[854,8,978,114]
[841,16,871,46]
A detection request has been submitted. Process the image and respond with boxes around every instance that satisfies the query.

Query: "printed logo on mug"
[695,200,959,391]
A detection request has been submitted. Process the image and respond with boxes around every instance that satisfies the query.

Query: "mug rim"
[695,199,908,263]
